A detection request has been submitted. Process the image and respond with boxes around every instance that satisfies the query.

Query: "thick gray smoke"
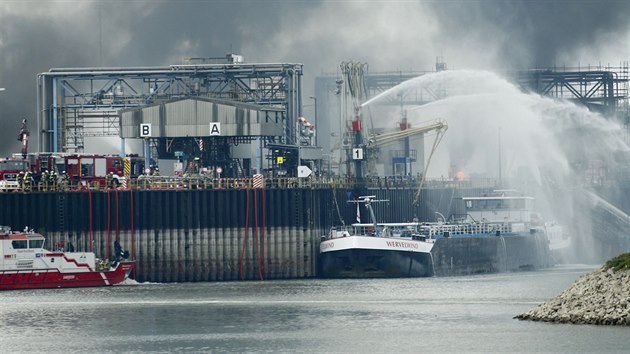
[0,0,627,156]
[428,0,629,69]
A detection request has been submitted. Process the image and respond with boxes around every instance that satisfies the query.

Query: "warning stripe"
[99,272,110,285]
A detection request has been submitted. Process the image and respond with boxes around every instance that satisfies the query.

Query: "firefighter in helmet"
[61,171,70,189]
[105,171,114,189]
[49,170,57,190]
[17,171,24,191]
[23,171,33,191]
[41,170,50,190]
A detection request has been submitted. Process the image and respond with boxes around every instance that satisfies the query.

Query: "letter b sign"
[140,123,152,137]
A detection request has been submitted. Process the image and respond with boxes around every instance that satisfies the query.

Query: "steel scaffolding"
[36,57,303,153]
[315,62,629,176]
[511,63,629,116]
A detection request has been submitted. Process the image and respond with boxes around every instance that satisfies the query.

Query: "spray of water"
[362,70,630,263]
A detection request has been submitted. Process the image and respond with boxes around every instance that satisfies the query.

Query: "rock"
[516,256,630,326]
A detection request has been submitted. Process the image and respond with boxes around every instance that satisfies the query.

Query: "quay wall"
[0,184,550,281]
[0,189,329,282]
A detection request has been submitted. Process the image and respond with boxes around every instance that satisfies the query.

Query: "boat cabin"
[462,193,533,223]
[0,226,96,272]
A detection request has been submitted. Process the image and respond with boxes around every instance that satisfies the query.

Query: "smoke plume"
[0,0,627,156]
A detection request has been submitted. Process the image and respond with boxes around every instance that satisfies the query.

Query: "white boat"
[0,226,134,290]
[434,190,567,261]
[319,196,435,278]
[425,190,538,238]
[461,190,569,250]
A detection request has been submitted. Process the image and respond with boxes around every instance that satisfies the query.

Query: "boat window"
[12,240,27,249]
[468,200,488,210]
[29,239,44,248]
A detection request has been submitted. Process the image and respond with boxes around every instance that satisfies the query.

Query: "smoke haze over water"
[0,0,628,156]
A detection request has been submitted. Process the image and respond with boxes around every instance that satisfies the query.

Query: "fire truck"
[0,158,30,191]
[14,153,145,188]
[5,119,146,190]
[0,119,32,191]
[63,154,144,187]
[19,153,64,177]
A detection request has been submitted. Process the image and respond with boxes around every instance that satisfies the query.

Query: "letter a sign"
[209,122,221,136]
[140,123,152,137]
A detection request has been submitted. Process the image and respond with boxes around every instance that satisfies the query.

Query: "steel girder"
[37,63,303,153]
[512,70,625,114]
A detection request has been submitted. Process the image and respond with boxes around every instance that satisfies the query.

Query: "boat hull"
[319,236,434,278]
[0,261,134,290]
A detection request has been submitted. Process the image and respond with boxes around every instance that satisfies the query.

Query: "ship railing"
[351,223,422,237]
[129,176,359,190]
[2,175,509,192]
[322,226,353,240]
[3,175,411,191]
[425,222,521,237]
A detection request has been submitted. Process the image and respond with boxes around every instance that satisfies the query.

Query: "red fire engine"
[62,154,144,187]
[12,153,144,188]
[0,158,30,191]
[65,155,117,186]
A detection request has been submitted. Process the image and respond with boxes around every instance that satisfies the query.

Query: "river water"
[1,264,628,353]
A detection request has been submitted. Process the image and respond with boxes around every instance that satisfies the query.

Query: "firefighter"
[23,171,33,191]
[105,171,114,189]
[16,171,24,191]
[41,170,50,190]
[61,171,70,189]
[49,171,57,190]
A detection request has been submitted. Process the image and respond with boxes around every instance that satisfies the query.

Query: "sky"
[0,0,628,157]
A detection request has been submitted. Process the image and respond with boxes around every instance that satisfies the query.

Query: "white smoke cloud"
[366,70,629,182]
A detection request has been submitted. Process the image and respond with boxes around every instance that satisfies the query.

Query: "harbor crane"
[364,119,448,204]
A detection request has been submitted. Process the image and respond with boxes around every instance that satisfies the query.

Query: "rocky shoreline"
[516,262,630,326]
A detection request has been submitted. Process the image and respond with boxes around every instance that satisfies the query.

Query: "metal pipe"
[43,64,303,77]
[52,78,58,152]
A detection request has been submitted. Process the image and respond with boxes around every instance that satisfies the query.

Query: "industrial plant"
[1,54,628,282]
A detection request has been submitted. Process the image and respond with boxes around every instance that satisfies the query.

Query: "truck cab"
[0,159,30,191]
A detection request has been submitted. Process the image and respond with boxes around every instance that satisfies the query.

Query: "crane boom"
[366,120,447,147]
[366,119,448,204]
[412,120,448,204]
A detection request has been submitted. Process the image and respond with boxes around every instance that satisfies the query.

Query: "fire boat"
[0,226,134,290]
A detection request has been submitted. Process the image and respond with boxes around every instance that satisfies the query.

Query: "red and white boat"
[0,226,134,290]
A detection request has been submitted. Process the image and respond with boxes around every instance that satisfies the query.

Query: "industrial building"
[314,59,629,179]
[14,57,629,282]
[36,55,628,182]
[36,55,321,178]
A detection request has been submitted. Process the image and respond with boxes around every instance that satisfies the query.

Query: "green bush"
[604,253,630,272]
